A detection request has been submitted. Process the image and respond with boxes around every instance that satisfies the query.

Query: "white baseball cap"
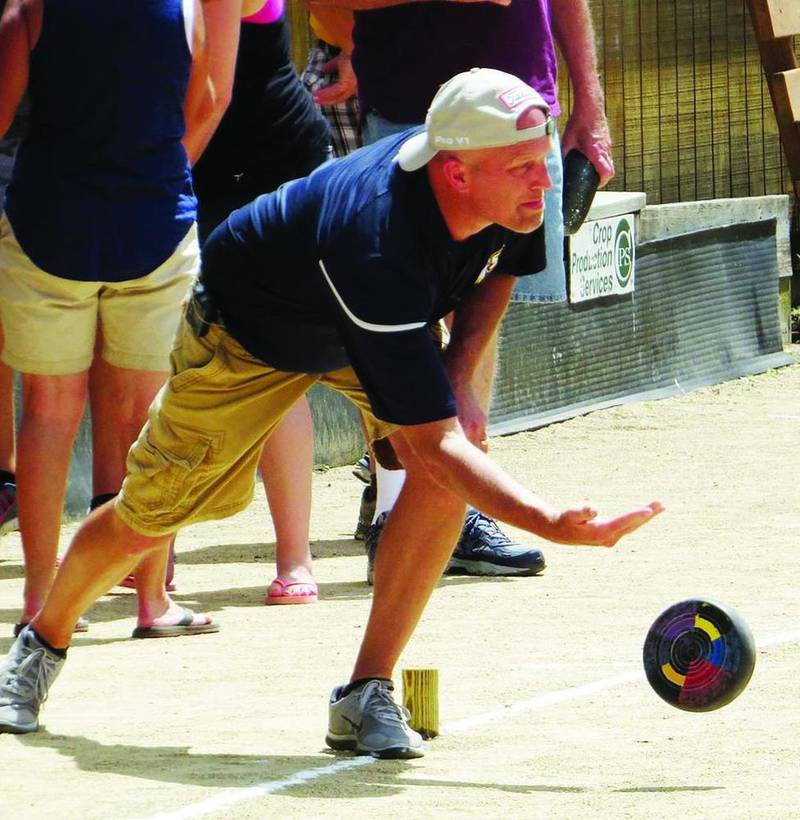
[396,68,553,172]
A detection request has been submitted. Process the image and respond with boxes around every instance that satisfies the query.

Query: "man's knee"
[91,364,166,425]
[22,372,89,426]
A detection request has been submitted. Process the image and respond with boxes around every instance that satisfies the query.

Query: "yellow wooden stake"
[401,668,439,739]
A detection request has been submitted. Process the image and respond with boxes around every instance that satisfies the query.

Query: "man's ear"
[440,155,470,193]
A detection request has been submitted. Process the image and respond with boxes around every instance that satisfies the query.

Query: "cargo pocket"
[130,424,217,514]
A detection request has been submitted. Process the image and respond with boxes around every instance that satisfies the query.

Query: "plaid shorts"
[302,41,362,158]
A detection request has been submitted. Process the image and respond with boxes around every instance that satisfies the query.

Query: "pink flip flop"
[265,578,318,605]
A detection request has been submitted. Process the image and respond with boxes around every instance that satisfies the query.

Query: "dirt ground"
[1,348,799,820]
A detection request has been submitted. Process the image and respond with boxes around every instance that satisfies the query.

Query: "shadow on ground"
[176,538,367,566]
[0,532,536,654]
[12,730,565,798]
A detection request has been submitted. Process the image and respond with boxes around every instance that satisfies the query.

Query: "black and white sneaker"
[353,479,376,541]
[351,453,371,484]
[326,679,424,759]
[447,508,546,576]
[364,511,387,586]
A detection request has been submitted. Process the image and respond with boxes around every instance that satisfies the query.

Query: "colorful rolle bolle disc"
[643,598,756,712]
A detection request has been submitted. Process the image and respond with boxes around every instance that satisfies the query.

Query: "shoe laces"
[360,681,411,727]
[462,509,512,548]
[1,645,58,706]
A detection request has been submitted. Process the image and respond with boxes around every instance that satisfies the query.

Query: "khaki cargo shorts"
[116,300,396,536]
[0,214,198,375]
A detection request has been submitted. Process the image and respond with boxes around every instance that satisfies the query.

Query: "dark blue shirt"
[202,129,546,425]
[5,0,196,282]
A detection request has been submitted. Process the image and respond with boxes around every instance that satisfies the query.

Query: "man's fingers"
[587,150,615,187]
[578,141,614,187]
[603,502,664,544]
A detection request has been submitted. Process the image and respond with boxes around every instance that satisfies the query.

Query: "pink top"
[242,0,284,24]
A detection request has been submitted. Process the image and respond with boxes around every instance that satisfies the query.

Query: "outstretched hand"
[550,502,664,547]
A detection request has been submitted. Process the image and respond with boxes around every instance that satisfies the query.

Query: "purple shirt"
[352,0,560,124]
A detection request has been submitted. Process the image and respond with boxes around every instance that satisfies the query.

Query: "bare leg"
[89,356,176,623]
[88,356,165,493]
[259,397,314,585]
[351,434,465,680]
[32,504,162,647]
[0,323,16,474]
[17,371,89,622]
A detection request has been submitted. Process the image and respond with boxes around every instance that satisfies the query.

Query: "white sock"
[373,464,407,523]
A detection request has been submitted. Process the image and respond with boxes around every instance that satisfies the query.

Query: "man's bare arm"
[399,416,663,546]
[0,0,38,138]
[550,0,614,185]
[441,272,515,447]
[308,3,354,49]
[183,0,241,164]
[182,0,216,165]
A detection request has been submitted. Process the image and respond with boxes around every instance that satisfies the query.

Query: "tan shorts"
[116,302,396,536]
[0,214,199,375]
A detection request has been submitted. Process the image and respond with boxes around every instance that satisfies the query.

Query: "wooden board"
[774,68,800,123]
[764,0,800,38]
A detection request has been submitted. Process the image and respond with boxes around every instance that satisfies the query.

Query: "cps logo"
[614,218,634,287]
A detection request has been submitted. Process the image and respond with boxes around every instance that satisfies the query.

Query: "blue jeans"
[363,110,567,303]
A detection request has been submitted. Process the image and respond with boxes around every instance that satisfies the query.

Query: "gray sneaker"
[0,626,65,734]
[326,679,424,759]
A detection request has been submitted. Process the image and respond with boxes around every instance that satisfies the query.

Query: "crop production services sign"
[568,214,635,303]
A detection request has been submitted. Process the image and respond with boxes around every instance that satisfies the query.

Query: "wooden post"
[401,668,439,739]
[745,0,800,184]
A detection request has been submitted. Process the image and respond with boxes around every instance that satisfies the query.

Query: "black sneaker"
[447,508,546,576]
[0,482,18,536]
[364,511,387,586]
[353,478,376,541]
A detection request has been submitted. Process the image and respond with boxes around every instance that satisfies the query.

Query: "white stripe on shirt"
[318,259,427,333]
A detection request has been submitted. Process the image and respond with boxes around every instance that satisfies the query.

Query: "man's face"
[460,134,553,234]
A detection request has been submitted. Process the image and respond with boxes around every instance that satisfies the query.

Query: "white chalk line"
[146,757,374,820]
[143,627,800,820]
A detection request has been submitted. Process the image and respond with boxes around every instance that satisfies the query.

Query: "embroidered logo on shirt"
[476,246,505,284]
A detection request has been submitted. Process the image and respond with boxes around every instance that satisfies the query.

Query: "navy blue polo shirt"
[201,129,546,426]
[6,0,195,282]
